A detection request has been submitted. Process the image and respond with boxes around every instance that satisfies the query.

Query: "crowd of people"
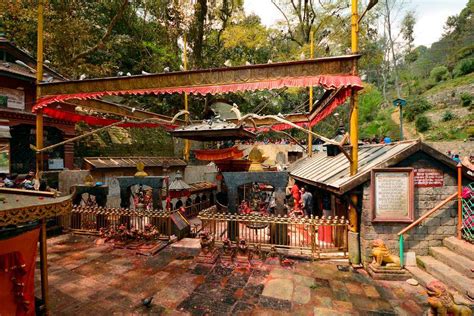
[0,170,42,190]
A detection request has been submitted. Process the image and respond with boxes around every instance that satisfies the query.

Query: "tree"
[401,11,415,53]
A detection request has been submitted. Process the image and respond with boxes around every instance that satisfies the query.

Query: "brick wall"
[360,152,464,264]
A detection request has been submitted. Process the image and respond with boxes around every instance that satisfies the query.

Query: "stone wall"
[360,152,465,264]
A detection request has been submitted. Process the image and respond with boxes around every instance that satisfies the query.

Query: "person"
[452,154,461,164]
[21,175,35,190]
[291,182,301,210]
[383,135,391,144]
[301,186,313,217]
[4,174,16,188]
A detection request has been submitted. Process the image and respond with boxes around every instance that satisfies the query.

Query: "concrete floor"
[36,234,430,315]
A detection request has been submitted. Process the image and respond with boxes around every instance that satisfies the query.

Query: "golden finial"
[248,147,265,172]
[135,161,148,177]
[84,174,94,186]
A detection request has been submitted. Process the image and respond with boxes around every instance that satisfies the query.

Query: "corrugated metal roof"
[84,156,187,169]
[289,140,421,194]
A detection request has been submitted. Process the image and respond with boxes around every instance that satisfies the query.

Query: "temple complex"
[1,2,473,315]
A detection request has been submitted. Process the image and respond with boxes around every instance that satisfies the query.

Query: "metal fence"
[69,206,172,238]
[462,183,474,243]
[183,200,210,218]
[198,207,349,259]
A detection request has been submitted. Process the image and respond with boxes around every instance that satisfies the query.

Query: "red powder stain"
[234,288,244,299]
[193,275,205,285]
[220,276,229,287]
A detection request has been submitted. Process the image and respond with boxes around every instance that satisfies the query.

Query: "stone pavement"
[36,234,429,315]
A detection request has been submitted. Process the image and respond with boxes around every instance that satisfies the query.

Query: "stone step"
[429,246,474,278]
[407,266,474,307]
[417,255,474,299]
[405,266,436,287]
[444,236,474,261]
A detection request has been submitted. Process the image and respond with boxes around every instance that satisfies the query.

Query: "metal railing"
[397,193,457,266]
[198,207,349,259]
[70,206,172,238]
[397,164,465,267]
[462,182,474,243]
[183,200,210,218]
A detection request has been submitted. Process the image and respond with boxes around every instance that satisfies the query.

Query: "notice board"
[371,168,414,222]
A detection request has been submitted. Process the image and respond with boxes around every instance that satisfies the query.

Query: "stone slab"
[262,278,294,301]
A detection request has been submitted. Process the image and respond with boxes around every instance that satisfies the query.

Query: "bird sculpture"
[224,59,232,67]
[142,296,153,308]
[126,72,132,76]
[141,70,151,75]
[179,65,185,71]
[79,74,86,80]
[163,67,170,72]
[117,71,123,76]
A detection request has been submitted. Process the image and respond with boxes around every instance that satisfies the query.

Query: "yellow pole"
[183,35,190,161]
[350,0,359,176]
[308,30,314,157]
[36,0,44,177]
[36,3,49,312]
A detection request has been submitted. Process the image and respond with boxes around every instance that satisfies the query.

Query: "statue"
[371,239,400,267]
[249,244,265,266]
[220,238,236,264]
[199,231,215,255]
[367,239,410,281]
[235,238,250,265]
[196,231,218,264]
[426,280,472,316]
[265,246,281,265]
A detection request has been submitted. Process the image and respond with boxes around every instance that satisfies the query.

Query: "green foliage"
[460,93,473,107]
[75,127,174,158]
[430,66,450,82]
[441,110,456,121]
[415,115,431,132]
[404,96,432,122]
[453,58,474,77]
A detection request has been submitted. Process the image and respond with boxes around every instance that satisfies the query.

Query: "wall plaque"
[0,87,25,110]
[371,168,414,222]
[414,168,443,187]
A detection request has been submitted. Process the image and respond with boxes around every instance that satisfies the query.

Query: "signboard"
[0,88,25,110]
[371,168,414,222]
[48,158,64,170]
[414,168,444,187]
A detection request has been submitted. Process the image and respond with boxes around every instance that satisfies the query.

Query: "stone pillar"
[274,187,286,215]
[63,141,74,170]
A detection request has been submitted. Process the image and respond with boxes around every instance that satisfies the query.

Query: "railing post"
[457,163,462,239]
[399,235,404,268]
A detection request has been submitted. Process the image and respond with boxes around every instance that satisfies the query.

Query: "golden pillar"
[183,35,190,161]
[307,30,314,156]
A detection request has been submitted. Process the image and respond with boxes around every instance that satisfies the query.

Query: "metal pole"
[399,104,404,140]
[457,163,462,239]
[350,0,359,176]
[399,235,404,268]
[36,0,44,178]
[308,30,314,157]
[183,35,190,161]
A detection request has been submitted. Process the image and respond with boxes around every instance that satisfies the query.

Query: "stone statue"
[196,231,218,264]
[426,280,472,316]
[220,238,236,264]
[237,238,249,257]
[371,239,400,267]
[250,244,264,262]
[199,231,215,255]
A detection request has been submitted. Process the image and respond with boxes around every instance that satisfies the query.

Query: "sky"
[243,0,468,47]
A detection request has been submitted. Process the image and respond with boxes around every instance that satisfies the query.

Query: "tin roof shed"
[289,140,471,195]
